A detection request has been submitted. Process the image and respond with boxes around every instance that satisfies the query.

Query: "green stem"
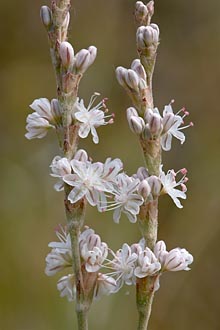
[136,31,161,330]
[45,2,89,329]
[136,276,158,330]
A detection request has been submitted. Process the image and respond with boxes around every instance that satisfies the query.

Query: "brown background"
[1,0,220,329]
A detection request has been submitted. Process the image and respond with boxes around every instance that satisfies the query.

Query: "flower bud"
[142,124,151,140]
[125,69,140,91]
[136,24,159,51]
[59,41,74,68]
[40,6,52,29]
[126,107,139,121]
[147,175,161,197]
[146,1,154,17]
[128,115,145,134]
[136,167,149,181]
[148,113,163,135]
[115,66,127,86]
[88,46,97,66]
[131,59,146,80]
[74,46,97,74]
[138,179,151,198]
[134,1,148,25]
[75,49,90,73]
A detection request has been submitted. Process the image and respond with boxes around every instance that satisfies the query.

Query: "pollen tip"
[181,168,187,175]
[190,121,194,126]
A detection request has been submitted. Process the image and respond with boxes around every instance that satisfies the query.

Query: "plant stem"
[136,47,161,329]
[45,1,89,328]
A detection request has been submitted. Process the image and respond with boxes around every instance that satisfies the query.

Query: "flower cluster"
[45,226,117,301]
[25,93,113,144]
[126,101,193,151]
[25,98,62,139]
[45,227,193,302]
[73,93,114,144]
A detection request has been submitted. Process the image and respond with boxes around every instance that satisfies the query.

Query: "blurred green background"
[1,0,220,329]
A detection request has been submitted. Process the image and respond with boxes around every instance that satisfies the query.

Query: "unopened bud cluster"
[126,102,192,151]
[135,1,154,26]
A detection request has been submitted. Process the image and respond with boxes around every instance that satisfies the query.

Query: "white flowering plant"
[25,1,194,329]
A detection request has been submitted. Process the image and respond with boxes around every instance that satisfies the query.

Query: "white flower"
[74,93,114,144]
[94,273,117,300]
[57,274,76,301]
[63,157,121,208]
[50,156,72,191]
[80,232,108,272]
[25,98,63,140]
[106,173,144,223]
[154,240,193,272]
[160,166,188,208]
[25,112,54,139]
[45,226,72,276]
[30,98,54,121]
[134,248,161,278]
[45,248,72,276]
[108,243,138,290]
[48,226,72,252]
[161,103,193,151]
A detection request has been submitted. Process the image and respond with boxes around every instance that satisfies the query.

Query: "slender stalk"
[136,38,161,329]
[44,1,89,328]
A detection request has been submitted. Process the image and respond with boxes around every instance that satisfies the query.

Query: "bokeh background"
[1,0,220,329]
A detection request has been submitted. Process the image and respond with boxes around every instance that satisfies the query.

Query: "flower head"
[74,93,114,144]
[63,156,122,208]
[93,273,117,300]
[50,156,72,191]
[154,240,193,272]
[108,243,138,290]
[80,230,108,272]
[25,98,62,140]
[45,226,72,276]
[161,103,193,151]
[160,166,188,208]
[134,248,161,278]
[25,112,54,139]
[106,173,144,223]
[57,274,76,301]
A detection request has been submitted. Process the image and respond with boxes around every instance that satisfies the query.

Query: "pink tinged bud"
[75,46,97,74]
[125,69,140,91]
[135,1,148,21]
[128,116,145,134]
[136,167,149,181]
[88,46,97,66]
[138,179,151,198]
[147,175,161,197]
[149,113,163,135]
[74,149,88,162]
[59,41,74,68]
[131,59,147,80]
[75,49,90,73]
[126,107,139,121]
[115,66,127,86]
[40,6,52,29]
[146,1,154,16]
